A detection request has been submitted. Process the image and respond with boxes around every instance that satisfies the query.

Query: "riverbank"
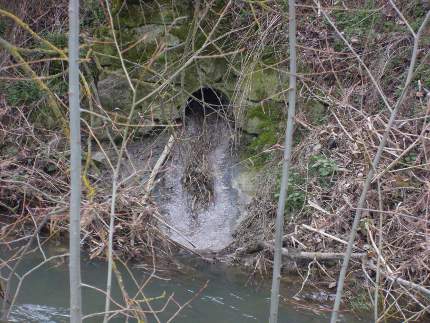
[1,0,430,321]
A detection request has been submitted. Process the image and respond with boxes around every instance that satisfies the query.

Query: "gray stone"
[98,72,133,112]
[132,25,181,47]
[97,71,183,122]
[244,116,265,135]
[243,66,285,102]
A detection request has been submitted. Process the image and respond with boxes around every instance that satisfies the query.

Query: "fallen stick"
[244,242,366,261]
[365,222,393,274]
[301,224,361,250]
[368,263,430,298]
[143,134,175,197]
[285,251,366,260]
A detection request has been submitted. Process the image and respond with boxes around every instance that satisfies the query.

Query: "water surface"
[2,246,365,323]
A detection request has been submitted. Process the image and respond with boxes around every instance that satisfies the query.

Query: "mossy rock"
[93,23,183,68]
[244,66,285,102]
[169,21,193,42]
[115,1,190,28]
[98,72,133,112]
[92,27,120,67]
[97,71,183,123]
[131,25,181,47]
[197,57,229,84]
[171,61,204,93]
[242,101,286,166]
[126,25,182,63]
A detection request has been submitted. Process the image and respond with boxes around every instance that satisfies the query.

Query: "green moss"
[302,99,327,125]
[332,2,381,38]
[94,26,111,38]
[5,78,66,129]
[248,101,283,120]
[116,6,145,28]
[244,102,285,167]
[41,31,67,49]
[409,4,427,31]
[82,0,106,27]
[5,80,42,105]
[349,290,372,313]
[47,77,68,98]
[415,61,430,88]
[382,2,428,33]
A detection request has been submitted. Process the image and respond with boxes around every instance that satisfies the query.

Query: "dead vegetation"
[1,0,430,321]
[180,115,216,212]
[228,1,430,320]
[180,90,233,212]
[0,102,169,260]
[0,0,173,263]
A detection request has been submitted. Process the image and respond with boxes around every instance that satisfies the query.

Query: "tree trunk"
[68,0,83,321]
[269,1,297,322]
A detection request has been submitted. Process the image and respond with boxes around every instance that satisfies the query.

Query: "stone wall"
[93,0,288,135]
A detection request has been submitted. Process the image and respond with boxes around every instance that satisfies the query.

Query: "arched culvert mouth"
[184,87,230,119]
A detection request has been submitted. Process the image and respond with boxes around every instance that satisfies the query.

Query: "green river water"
[1,244,368,323]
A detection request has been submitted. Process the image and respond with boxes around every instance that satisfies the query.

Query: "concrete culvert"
[178,87,232,212]
[184,87,230,120]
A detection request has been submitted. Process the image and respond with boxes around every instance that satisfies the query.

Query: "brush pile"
[229,1,430,320]
[180,116,216,212]
[0,0,171,261]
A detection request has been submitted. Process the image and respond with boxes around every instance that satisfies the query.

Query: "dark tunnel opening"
[183,87,230,119]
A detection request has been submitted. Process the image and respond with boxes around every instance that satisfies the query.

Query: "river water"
[2,245,366,323]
